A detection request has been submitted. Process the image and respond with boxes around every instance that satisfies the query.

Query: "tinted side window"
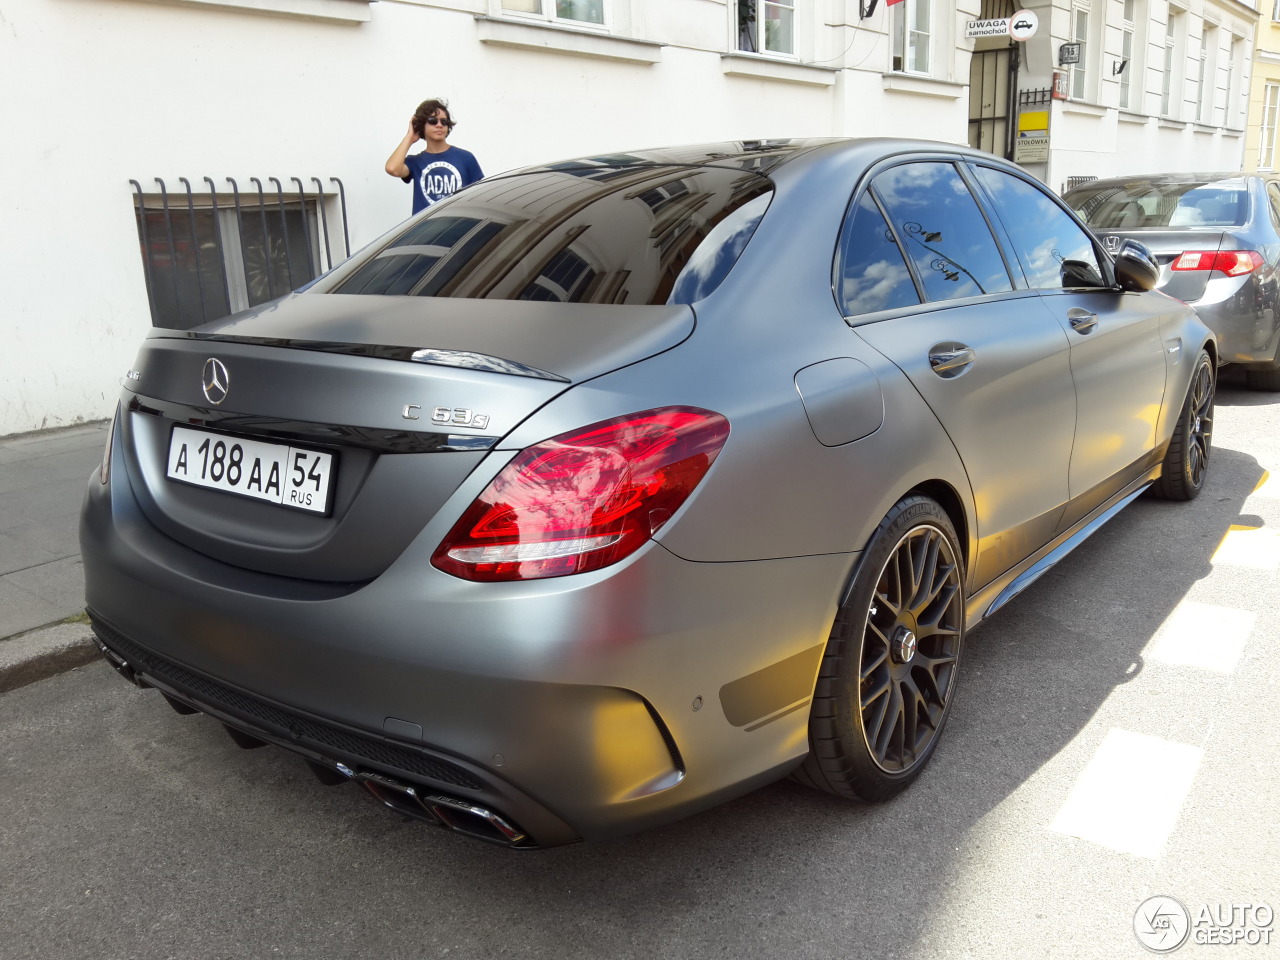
[974,166,1104,290]
[835,192,920,316]
[871,162,1014,302]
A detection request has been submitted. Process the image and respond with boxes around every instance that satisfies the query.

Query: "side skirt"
[965,467,1159,631]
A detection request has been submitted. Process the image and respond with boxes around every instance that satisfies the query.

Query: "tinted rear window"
[323,165,773,305]
[1067,179,1250,229]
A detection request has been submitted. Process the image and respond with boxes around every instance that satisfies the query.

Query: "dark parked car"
[1064,172,1280,390]
[82,139,1214,847]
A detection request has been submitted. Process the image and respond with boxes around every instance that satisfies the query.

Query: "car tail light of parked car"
[1170,250,1264,276]
[431,407,731,582]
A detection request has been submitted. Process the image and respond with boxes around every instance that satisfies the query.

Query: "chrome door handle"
[1068,309,1098,334]
[928,344,976,377]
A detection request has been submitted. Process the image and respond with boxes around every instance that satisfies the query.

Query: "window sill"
[1060,100,1108,118]
[1191,121,1239,135]
[1157,117,1188,131]
[1117,109,1149,125]
[881,74,966,100]
[721,53,838,87]
[474,16,663,64]
[141,0,371,23]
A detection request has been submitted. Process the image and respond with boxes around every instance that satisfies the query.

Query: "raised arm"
[384,121,418,179]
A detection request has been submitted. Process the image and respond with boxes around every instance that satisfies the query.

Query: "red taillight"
[1170,250,1263,277]
[432,407,731,582]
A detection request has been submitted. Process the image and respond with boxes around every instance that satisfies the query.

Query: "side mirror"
[1113,239,1161,292]
[1061,259,1106,288]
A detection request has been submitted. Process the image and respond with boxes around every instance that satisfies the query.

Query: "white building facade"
[0,0,1256,436]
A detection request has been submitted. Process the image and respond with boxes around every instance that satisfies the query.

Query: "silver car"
[81,139,1215,847]
[1064,172,1280,390]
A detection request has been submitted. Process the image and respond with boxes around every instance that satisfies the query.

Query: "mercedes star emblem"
[202,358,230,406]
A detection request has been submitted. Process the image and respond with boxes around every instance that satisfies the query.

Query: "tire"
[1245,366,1280,391]
[796,495,965,802]
[1151,350,1215,501]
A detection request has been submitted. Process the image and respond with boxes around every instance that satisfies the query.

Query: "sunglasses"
[423,117,455,128]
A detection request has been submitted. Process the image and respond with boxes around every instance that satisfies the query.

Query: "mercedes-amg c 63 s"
[82,139,1215,847]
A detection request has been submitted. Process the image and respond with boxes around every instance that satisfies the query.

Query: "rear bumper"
[1189,277,1280,365]
[80,460,853,846]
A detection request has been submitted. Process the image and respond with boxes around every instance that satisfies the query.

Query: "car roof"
[502,137,1006,180]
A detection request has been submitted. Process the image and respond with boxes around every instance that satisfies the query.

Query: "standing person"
[384,98,484,215]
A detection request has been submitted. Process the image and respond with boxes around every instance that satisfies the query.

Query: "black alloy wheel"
[796,495,965,801]
[1152,350,1215,501]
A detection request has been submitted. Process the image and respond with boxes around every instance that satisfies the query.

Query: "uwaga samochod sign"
[965,10,1038,40]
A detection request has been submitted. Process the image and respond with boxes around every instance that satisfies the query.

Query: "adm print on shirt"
[404,146,483,214]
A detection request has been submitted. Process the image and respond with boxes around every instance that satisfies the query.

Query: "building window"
[502,0,604,27]
[1225,35,1242,126]
[892,0,931,74]
[1273,0,1280,22]
[1161,12,1178,117]
[1070,6,1090,100]
[1119,28,1133,109]
[132,179,348,330]
[737,0,795,55]
[1197,28,1216,124]
[1261,83,1280,170]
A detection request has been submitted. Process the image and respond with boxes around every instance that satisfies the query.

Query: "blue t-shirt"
[403,147,483,214]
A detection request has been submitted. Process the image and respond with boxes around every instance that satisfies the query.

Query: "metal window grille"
[131,176,351,330]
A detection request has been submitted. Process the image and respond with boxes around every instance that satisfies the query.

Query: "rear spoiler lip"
[151,331,570,383]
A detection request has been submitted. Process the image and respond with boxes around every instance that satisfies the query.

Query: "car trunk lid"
[118,295,694,582]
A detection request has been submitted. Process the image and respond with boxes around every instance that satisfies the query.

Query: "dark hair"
[412,98,454,138]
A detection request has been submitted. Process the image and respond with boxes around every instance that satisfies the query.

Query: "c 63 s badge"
[432,406,490,429]
[402,405,491,429]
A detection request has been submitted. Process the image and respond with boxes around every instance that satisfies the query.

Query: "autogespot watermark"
[1134,896,1275,952]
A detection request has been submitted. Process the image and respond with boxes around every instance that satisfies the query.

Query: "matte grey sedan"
[82,139,1215,847]
[1064,172,1280,390]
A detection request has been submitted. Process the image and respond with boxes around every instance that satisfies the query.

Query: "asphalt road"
[2,373,1277,960]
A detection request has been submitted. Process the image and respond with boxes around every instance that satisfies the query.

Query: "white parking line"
[1211,525,1280,571]
[1246,470,1277,499]
[1145,600,1255,674]
[1048,728,1203,859]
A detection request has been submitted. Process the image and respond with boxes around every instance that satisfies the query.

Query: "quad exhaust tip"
[352,769,529,847]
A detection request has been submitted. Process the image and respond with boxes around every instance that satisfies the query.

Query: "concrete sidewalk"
[0,421,110,691]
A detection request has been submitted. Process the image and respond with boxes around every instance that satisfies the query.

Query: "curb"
[0,622,99,694]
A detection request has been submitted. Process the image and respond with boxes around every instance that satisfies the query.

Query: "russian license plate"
[166,425,335,514]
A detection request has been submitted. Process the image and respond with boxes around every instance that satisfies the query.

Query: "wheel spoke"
[877,683,904,762]
[910,536,940,610]
[864,682,894,756]
[861,643,890,681]
[919,580,960,628]
[899,676,921,761]
[911,654,955,705]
